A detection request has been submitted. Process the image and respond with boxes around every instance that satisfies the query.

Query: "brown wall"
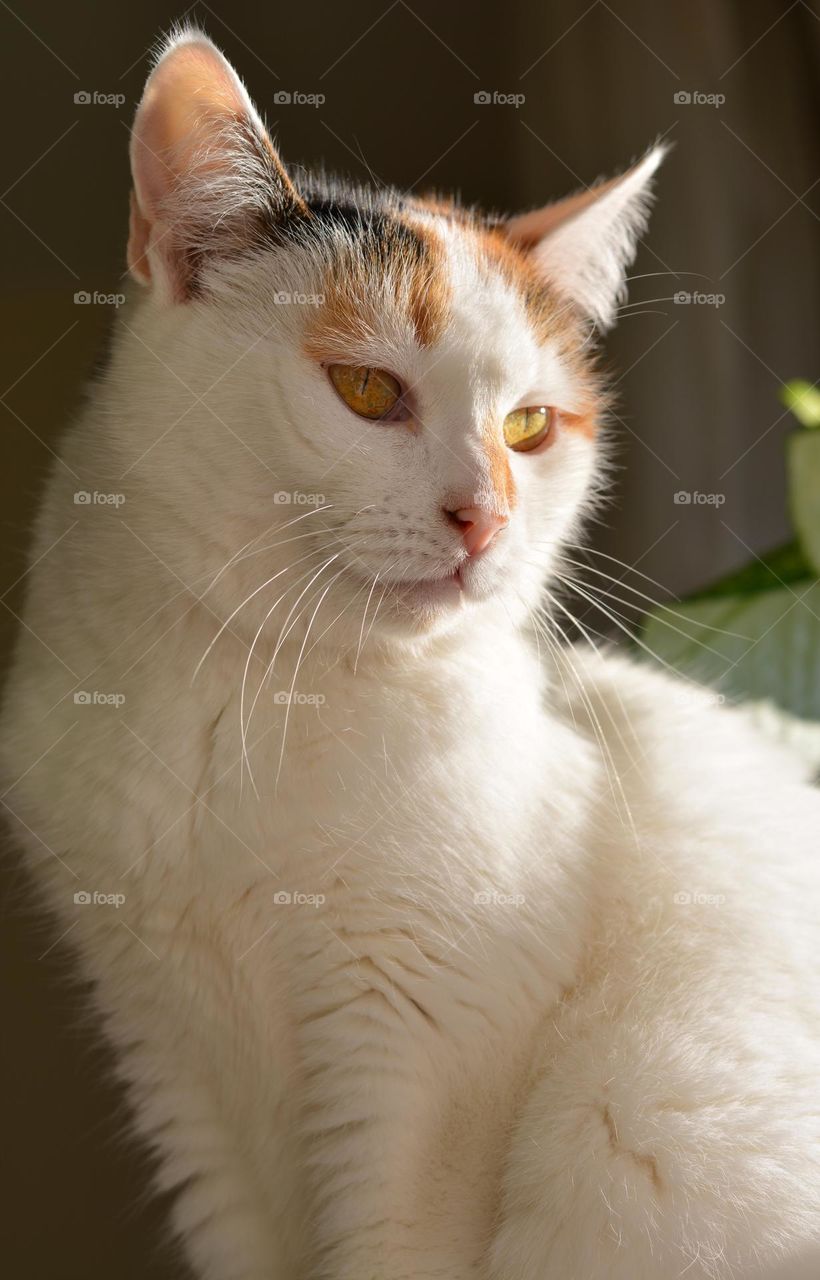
[2,2,819,1275]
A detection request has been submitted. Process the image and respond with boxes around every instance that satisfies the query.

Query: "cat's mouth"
[345,558,503,629]
[393,571,465,611]
[375,562,501,618]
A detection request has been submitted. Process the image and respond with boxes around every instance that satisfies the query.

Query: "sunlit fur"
[2,28,820,1280]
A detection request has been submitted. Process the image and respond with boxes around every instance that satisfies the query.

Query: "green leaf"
[788,431,820,575]
[686,539,810,602]
[642,580,820,720]
[781,379,820,428]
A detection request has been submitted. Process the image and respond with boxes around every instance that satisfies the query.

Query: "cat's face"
[124,31,663,651]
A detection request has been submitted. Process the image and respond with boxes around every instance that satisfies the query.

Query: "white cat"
[3,28,819,1280]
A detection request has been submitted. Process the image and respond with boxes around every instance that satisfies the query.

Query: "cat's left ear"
[128,28,306,302]
[505,144,667,331]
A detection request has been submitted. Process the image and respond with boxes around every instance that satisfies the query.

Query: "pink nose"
[450,506,509,557]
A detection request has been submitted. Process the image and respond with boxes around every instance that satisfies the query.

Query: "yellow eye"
[328,364,403,420]
[503,406,552,453]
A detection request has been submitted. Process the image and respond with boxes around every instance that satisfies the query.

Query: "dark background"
[2,2,820,1275]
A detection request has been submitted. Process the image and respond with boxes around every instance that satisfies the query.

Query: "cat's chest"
[198,681,594,1025]
[180,652,597,1036]
[206,686,565,892]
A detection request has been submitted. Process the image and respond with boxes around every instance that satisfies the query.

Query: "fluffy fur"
[2,29,819,1280]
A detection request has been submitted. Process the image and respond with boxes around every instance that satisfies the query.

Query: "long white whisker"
[558,541,681,600]
[554,569,732,660]
[192,542,331,684]
[355,574,382,675]
[240,551,347,793]
[208,521,348,584]
[274,571,345,789]
[554,574,721,688]
[541,598,639,841]
[202,504,335,597]
[301,572,376,667]
[559,555,752,643]
[544,593,645,774]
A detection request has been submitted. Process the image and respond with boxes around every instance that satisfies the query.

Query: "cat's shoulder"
[548,642,816,788]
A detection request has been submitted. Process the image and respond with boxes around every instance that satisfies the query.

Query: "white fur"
[2,31,819,1280]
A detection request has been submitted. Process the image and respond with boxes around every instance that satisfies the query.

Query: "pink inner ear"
[127,189,152,284]
[505,178,623,250]
[130,41,252,220]
[127,36,267,299]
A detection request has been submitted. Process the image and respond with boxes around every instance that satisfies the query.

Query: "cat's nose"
[447,506,509,557]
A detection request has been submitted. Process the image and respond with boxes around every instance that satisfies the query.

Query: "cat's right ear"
[128,28,305,302]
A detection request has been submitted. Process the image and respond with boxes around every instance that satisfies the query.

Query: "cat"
[2,25,820,1280]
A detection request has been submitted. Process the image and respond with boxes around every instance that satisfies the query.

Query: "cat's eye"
[328,364,403,420]
[503,406,553,453]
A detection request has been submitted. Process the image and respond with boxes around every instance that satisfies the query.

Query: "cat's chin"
[333,569,469,642]
[360,568,512,641]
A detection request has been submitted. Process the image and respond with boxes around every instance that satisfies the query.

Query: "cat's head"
[122,29,664,653]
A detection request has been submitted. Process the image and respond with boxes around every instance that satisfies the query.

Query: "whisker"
[554,569,743,660]
[355,573,382,675]
[554,574,721,688]
[201,503,335,596]
[544,593,646,778]
[192,542,331,684]
[559,541,680,599]
[238,551,342,796]
[241,537,371,786]
[539,599,639,840]
[558,557,752,643]
[274,566,352,789]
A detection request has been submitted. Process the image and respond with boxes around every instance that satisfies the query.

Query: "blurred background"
[2,1,820,1275]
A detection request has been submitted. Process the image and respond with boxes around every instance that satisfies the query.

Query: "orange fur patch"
[303,211,449,359]
[485,437,518,511]
[398,212,451,348]
[561,410,598,439]
[471,226,569,348]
